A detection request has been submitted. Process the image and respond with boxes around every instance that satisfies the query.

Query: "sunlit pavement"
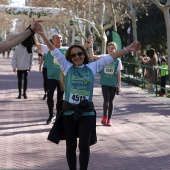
[0,52,170,170]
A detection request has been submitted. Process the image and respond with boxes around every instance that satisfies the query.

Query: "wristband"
[123,47,129,54]
[28,27,35,34]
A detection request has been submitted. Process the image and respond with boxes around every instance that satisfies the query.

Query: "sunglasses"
[70,51,83,58]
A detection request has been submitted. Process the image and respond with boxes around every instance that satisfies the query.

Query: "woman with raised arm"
[36,22,140,170]
[89,41,122,126]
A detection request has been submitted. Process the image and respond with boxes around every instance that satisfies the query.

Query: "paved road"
[0,53,170,170]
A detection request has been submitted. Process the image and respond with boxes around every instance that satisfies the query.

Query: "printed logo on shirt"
[72,77,89,84]
[54,62,59,66]
[68,73,91,104]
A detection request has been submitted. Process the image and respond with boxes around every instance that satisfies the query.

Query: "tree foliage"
[0,0,13,35]
[137,3,166,53]
[2,0,168,55]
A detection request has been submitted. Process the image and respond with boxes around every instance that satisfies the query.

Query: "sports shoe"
[107,119,112,126]
[17,94,21,99]
[101,116,107,125]
[159,93,165,97]
[46,115,56,125]
[23,94,27,99]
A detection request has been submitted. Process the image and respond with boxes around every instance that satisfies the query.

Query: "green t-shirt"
[64,65,95,116]
[45,47,67,80]
[159,65,168,76]
[100,58,119,87]
[43,55,47,68]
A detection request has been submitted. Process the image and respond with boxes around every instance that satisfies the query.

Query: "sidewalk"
[122,81,170,105]
[0,53,170,170]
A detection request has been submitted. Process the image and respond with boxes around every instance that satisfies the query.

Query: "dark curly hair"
[149,48,156,58]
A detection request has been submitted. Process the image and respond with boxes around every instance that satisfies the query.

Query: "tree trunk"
[101,33,107,54]
[163,8,170,84]
[131,13,137,41]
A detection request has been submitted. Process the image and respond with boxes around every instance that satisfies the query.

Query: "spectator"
[11,30,34,99]
[139,48,158,93]
[158,58,169,96]
[7,48,12,58]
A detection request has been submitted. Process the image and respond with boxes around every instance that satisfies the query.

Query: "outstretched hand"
[30,18,36,32]
[87,35,94,48]
[139,55,143,60]
[35,22,44,35]
[127,41,141,52]
[30,18,43,32]
[87,35,93,43]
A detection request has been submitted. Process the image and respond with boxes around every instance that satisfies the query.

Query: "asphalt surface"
[0,52,170,170]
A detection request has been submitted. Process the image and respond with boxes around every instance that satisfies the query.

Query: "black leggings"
[161,76,166,93]
[101,85,116,119]
[17,70,28,93]
[42,68,47,94]
[62,115,95,170]
[47,79,64,114]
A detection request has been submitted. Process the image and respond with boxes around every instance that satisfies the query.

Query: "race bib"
[69,89,89,104]
[104,68,114,74]
[104,67,114,75]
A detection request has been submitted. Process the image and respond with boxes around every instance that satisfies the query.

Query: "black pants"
[62,115,95,170]
[47,79,64,115]
[17,70,28,94]
[101,85,116,119]
[161,76,166,93]
[42,68,47,94]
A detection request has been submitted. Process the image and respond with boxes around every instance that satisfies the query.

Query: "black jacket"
[47,100,97,146]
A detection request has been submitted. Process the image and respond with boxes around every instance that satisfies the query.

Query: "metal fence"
[121,61,170,97]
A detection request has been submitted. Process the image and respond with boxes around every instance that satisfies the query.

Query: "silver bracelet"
[123,47,129,54]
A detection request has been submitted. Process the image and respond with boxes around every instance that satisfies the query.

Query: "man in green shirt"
[35,28,67,124]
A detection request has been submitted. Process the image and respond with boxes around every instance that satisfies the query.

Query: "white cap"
[50,28,60,37]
